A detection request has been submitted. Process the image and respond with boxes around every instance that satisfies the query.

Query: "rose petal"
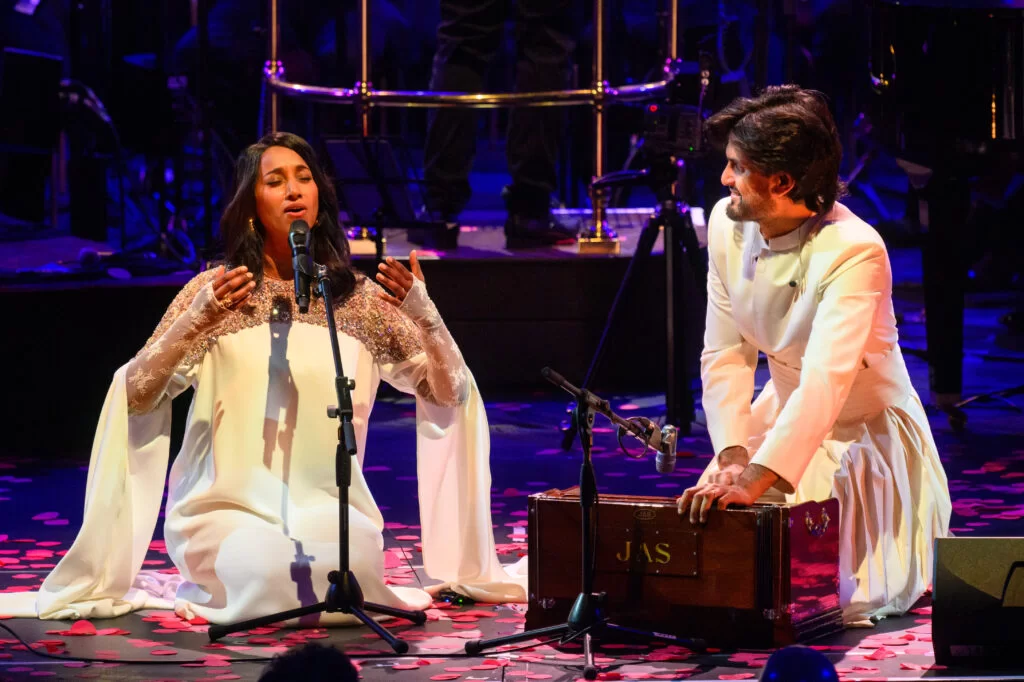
[864,647,896,661]
[69,620,97,636]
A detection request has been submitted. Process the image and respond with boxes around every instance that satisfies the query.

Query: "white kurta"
[0,276,525,623]
[698,198,951,625]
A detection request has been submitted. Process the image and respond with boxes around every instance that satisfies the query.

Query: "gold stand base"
[346,226,384,256]
[576,221,621,255]
[349,237,384,256]
[577,236,621,255]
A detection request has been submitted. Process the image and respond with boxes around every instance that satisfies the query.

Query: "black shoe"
[408,214,460,251]
[504,213,577,249]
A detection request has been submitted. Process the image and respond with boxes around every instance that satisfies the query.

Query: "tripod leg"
[561,218,662,450]
[363,600,428,625]
[603,622,706,651]
[676,211,708,294]
[581,217,661,389]
[583,631,598,680]
[347,605,411,654]
[465,622,570,656]
[208,602,327,641]
[664,209,707,431]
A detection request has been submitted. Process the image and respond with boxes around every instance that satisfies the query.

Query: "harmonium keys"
[526,489,843,648]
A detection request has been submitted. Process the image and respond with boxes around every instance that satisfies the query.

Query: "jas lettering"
[615,541,671,564]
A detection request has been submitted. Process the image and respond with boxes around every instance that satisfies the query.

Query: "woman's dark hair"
[220,131,357,300]
[705,85,846,214]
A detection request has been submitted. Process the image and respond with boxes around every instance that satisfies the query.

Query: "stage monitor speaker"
[0,47,62,224]
[933,536,1024,667]
[0,47,62,149]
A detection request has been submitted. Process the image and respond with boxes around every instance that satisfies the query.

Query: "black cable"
[0,620,268,666]
[0,619,602,665]
[383,526,426,591]
[616,416,657,460]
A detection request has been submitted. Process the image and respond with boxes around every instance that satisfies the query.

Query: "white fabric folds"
[0,284,525,623]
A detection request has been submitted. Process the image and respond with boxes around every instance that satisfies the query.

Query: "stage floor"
[2,315,1024,679]
[2,211,1024,679]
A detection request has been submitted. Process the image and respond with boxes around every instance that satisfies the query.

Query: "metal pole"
[589,0,609,244]
[594,0,604,186]
[197,0,214,256]
[269,0,280,132]
[351,0,373,248]
[360,0,370,136]
[577,0,619,254]
[669,0,678,61]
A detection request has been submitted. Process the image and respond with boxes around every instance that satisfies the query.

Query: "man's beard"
[724,200,744,220]
[724,192,766,221]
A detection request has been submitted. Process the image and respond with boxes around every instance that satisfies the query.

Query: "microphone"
[288,220,313,313]
[654,422,678,473]
[621,417,679,473]
[541,367,678,473]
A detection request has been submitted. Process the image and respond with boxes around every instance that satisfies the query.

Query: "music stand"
[322,135,447,258]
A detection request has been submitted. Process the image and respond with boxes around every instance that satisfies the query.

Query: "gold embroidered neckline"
[138,273,424,372]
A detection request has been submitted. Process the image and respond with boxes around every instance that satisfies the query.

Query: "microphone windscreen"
[289,220,311,248]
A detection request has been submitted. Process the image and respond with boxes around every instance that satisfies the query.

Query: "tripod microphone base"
[567,592,604,633]
[208,570,425,654]
[464,622,570,656]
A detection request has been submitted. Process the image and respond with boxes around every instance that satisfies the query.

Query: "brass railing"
[265,0,680,254]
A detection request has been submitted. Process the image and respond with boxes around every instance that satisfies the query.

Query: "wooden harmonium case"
[527,489,843,648]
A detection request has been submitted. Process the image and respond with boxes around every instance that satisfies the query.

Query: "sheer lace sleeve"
[126,271,227,415]
[398,279,469,407]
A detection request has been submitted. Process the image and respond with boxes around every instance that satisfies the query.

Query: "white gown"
[0,273,526,623]
[698,197,951,625]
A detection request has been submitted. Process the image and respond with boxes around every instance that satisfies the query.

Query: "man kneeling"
[678,85,951,626]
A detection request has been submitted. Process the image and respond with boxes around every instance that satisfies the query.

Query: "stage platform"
[2,207,1024,679]
[2,371,1024,681]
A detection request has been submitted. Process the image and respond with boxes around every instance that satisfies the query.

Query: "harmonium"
[527,488,843,648]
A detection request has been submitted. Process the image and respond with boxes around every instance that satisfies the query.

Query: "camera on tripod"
[642,101,705,161]
[564,54,715,448]
[592,54,712,200]
[639,52,714,168]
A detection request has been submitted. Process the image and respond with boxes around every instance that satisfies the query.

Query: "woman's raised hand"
[212,265,255,309]
[376,251,425,307]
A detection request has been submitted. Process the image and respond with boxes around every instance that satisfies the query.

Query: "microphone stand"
[543,368,678,466]
[209,264,427,652]
[464,368,688,679]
